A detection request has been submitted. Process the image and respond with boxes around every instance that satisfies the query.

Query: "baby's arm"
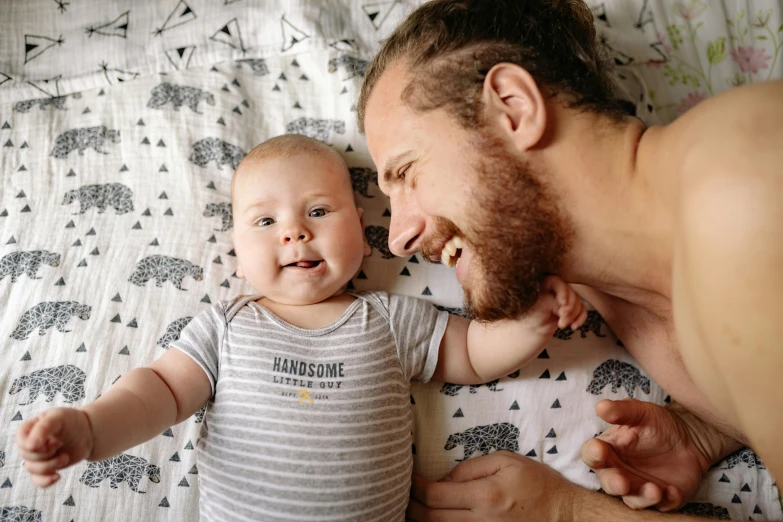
[15,349,211,488]
[433,276,587,384]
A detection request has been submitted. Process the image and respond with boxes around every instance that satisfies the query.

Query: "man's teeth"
[440,237,463,268]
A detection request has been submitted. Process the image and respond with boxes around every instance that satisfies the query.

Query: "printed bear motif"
[678,503,730,520]
[79,454,161,493]
[50,125,120,158]
[445,422,520,461]
[440,379,502,396]
[203,202,233,231]
[348,167,378,198]
[147,82,215,114]
[722,447,765,470]
[586,359,651,398]
[285,117,346,144]
[10,365,86,405]
[13,96,68,113]
[129,255,204,291]
[62,183,134,215]
[235,58,270,76]
[327,55,369,79]
[10,301,91,341]
[189,138,246,170]
[0,506,42,522]
[157,317,194,348]
[553,310,607,340]
[0,250,60,283]
[364,226,395,259]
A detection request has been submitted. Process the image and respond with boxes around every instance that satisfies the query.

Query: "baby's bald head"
[231,135,351,203]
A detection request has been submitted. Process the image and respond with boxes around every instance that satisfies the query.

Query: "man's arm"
[406,451,727,522]
[678,160,783,479]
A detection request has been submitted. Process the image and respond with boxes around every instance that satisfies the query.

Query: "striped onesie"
[170,292,449,522]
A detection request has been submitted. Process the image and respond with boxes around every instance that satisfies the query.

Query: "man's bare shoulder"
[669,80,783,187]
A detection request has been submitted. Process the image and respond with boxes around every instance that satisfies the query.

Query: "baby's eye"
[257,217,275,227]
[309,208,328,218]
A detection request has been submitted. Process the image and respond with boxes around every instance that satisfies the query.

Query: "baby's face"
[232,153,370,305]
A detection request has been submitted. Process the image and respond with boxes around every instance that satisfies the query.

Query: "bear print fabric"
[1,1,782,521]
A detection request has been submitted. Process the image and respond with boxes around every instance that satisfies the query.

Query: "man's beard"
[422,131,574,322]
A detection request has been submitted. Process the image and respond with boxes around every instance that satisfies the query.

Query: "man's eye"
[399,165,410,180]
[257,217,275,227]
[309,208,327,218]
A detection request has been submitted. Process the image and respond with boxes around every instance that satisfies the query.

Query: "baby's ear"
[358,207,371,257]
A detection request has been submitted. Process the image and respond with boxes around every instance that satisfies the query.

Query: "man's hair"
[358,0,622,132]
[230,134,348,201]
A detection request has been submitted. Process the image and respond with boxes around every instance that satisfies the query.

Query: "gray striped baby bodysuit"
[170,291,449,522]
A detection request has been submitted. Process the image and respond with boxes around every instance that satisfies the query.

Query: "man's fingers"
[405,497,475,522]
[24,453,69,476]
[580,437,614,469]
[595,468,630,496]
[621,482,664,510]
[595,399,648,427]
[441,452,517,483]
[411,474,484,510]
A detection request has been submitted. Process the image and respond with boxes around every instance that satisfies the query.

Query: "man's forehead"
[365,63,416,176]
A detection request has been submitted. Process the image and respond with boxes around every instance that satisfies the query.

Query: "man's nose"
[388,200,425,256]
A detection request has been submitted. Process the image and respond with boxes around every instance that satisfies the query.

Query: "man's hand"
[16,407,94,488]
[581,399,740,511]
[407,451,579,521]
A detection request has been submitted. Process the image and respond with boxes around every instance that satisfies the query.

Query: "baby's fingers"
[571,305,588,330]
[24,453,70,476]
[30,472,61,489]
[28,412,63,447]
[557,299,584,329]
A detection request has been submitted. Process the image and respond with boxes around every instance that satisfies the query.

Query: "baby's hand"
[542,275,588,330]
[15,408,94,488]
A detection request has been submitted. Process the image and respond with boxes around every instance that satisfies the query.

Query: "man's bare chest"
[584,290,720,425]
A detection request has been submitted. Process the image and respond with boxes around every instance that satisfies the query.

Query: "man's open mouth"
[284,260,323,269]
[440,236,463,267]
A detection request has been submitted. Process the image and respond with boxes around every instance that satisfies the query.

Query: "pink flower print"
[730,46,771,74]
[656,32,673,55]
[675,1,706,20]
[677,91,707,114]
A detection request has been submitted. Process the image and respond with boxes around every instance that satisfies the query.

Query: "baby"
[16,135,586,521]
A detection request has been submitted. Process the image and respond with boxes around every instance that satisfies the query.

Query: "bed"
[1,0,781,520]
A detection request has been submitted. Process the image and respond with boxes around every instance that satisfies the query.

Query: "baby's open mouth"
[284,260,322,268]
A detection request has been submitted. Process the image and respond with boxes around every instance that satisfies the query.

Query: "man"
[358,1,783,520]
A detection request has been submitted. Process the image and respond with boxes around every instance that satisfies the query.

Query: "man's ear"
[482,63,547,151]
[231,230,245,279]
[358,207,371,257]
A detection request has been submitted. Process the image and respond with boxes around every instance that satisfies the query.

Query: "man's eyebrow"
[382,151,413,184]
